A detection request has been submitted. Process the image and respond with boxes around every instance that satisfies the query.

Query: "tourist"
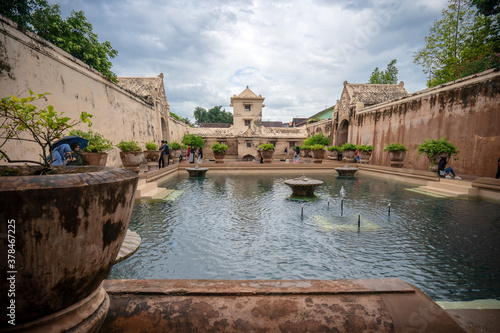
[187,146,190,162]
[293,146,300,164]
[158,141,165,168]
[355,149,360,163]
[198,146,203,163]
[67,142,83,166]
[51,143,73,165]
[179,150,183,163]
[189,147,195,163]
[163,141,170,166]
[284,147,288,156]
[496,157,500,179]
[437,156,461,179]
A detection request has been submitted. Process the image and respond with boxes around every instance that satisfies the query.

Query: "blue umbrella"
[52,136,88,150]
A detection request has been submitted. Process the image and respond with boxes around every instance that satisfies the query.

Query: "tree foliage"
[0,0,118,82]
[182,134,205,148]
[414,0,500,87]
[194,106,233,125]
[170,111,191,125]
[368,59,399,84]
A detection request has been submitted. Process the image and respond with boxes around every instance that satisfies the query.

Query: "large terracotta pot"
[120,151,143,173]
[143,150,161,163]
[213,151,226,163]
[342,150,355,163]
[388,151,406,168]
[260,150,274,163]
[311,149,326,163]
[359,151,372,164]
[81,152,108,166]
[0,166,138,332]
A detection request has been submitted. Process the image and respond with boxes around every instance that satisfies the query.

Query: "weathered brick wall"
[306,119,334,144]
[349,71,500,177]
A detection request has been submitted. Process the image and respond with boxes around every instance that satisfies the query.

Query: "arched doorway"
[242,154,255,161]
[161,117,168,140]
[337,120,349,146]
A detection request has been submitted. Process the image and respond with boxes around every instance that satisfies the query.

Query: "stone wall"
[347,70,500,177]
[167,117,188,145]
[0,15,161,167]
[306,119,334,144]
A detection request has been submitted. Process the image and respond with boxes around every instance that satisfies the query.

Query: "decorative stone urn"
[342,150,355,163]
[388,151,406,168]
[311,149,326,163]
[0,166,138,332]
[213,151,226,163]
[81,152,108,166]
[120,151,143,173]
[186,165,209,177]
[284,175,324,197]
[328,150,339,160]
[143,150,161,171]
[335,165,359,177]
[359,151,372,164]
[260,150,274,163]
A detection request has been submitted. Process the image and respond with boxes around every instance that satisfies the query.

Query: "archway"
[242,154,255,161]
[161,117,168,140]
[337,120,349,146]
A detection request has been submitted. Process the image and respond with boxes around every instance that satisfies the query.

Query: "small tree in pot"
[258,143,275,163]
[356,144,374,164]
[309,144,327,163]
[327,145,342,160]
[211,142,228,163]
[69,129,113,166]
[0,91,138,332]
[143,140,161,171]
[417,137,459,171]
[384,143,408,168]
[341,143,357,162]
[117,140,143,173]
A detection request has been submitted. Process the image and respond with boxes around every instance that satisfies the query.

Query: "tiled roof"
[262,121,284,127]
[199,123,232,128]
[117,74,167,104]
[346,82,408,105]
[187,127,233,137]
[236,86,259,98]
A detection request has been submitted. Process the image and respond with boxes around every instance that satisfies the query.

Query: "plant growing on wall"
[211,142,228,153]
[341,143,357,151]
[327,145,343,152]
[0,91,92,172]
[356,145,374,152]
[304,132,331,146]
[383,143,408,152]
[182,134,205,148]
[69,129,113,153]
[417,137,460,160]
[117,140,141,152]
[258,143,275,151]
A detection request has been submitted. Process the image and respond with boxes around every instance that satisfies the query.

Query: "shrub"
[299,144,311,150]
[69,129,113,153]
[383,143,408,152]
[145,141,158,151]
[417,137,459,160]
[258,143,275,151]
[303,132,330,146]
[211,142,228,153]
[117,140,141,152]
[182,134,205,148]
[169,141,182,150]
[309,144,325,150]
[327,145,342,152]
[341,143,357,151]
[356,144,374,152]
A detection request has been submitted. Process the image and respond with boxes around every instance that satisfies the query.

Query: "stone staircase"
[135,178,173,200]
[408,178,479,198]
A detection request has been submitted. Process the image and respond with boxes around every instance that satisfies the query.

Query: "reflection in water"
[111,173,500,302]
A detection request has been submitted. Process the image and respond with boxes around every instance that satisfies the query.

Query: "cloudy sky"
[50,0,447,123]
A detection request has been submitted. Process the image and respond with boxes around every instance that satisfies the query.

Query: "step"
[138,187,174,200]
[136,181,158,197]
[417,179,479,197]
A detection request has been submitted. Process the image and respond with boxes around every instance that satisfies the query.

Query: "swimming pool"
[111,172,500,302]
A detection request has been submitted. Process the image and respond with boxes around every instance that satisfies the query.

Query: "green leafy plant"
[117,140,141,152]
[327,145,342,152]
[303,132,330,146]
[309,144,325,150]
[383,143,408,152]
[417,137,460,160]
[145,141,158,151]
[356,144,374,152]
[299,144,311,150]
[258,143,275,151]
[211,142,228,153]
[341,143,357,151]
[182,134,205,148]
[169,141,182,150]
[0,91,92,171]
[69,129,113,153]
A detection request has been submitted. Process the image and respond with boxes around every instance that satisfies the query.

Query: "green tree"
[194,106,233,125]
[414,0,500,87]
[471,0,500,16]
[368,59,398,84]
[170,111,191,125]
[0,0,118,82]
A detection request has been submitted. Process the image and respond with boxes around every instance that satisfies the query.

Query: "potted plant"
[211,142,228,163]
[258,143,275,163]
[169,141,182,162]
[143,140,161,171]
[327,145,342,160]
[357,144,374,164]
[384,143,408,168]
[341,143,357,162]
[0,92,138,332]
[299,144,312,158]
[117,140,143,172]
[69,129,113,166]
[417,137,460,171]
[310,144,327,163]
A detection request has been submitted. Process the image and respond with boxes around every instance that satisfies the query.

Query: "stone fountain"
[335,165,359,177]
[185,165,209,177]
[284,175,323,197]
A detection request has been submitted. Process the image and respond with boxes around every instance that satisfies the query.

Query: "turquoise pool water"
[111,173,500,302]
